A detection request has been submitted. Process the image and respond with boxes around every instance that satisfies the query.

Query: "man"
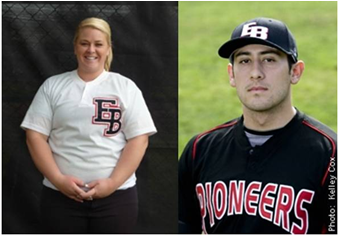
[178,17,337,234]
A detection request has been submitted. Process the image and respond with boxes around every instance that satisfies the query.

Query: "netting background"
[2,2,178,233]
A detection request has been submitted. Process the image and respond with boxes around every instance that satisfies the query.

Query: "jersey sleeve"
[122,85,157,140]
[20,80,53,136]
[178,136,203,233]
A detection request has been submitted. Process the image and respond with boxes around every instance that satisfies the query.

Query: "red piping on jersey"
[321,224,327,234]
[302,120,336,186]
[192,120,238,160]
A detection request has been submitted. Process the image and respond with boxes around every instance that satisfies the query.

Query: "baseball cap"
[218,17,298,62]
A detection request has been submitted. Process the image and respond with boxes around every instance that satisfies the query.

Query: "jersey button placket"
[80,83,91,106]
[249,149,254,155]
[248,148,257,171]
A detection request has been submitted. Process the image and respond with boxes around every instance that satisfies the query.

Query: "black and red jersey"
[179,109,337,234]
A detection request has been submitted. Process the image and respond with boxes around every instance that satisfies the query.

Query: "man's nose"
[250,61,265,80]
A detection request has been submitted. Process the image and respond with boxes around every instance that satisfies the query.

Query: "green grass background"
[179,1,337,156]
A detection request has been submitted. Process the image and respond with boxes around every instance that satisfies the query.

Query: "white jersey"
[21,70,157,190]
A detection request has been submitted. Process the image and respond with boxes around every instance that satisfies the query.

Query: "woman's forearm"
[26,129,63,184]
[109,134,149,191]
[26,129,86,202]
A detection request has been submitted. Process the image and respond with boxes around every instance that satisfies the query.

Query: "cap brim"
[218,37,293,60]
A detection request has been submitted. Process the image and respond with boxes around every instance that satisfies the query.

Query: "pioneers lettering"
[196,180,314,234]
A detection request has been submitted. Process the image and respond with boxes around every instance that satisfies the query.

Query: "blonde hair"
[73,17,113,71]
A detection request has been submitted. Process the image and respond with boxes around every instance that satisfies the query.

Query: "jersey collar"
[73,70,108,86]
[235,109,304,151]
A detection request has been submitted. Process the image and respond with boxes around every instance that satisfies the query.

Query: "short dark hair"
[287,56,296,72]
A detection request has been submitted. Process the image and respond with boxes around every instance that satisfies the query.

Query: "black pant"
[40,185,138,233]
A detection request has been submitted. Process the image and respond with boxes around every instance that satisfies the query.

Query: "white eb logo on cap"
[241,22,268,40]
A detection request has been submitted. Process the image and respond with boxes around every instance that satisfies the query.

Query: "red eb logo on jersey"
[92,97,122,137]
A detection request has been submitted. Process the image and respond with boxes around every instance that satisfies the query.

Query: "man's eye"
[239,59,250,64]
[264,58,275,62]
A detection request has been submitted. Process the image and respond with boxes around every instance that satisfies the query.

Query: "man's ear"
[228,63,236,87]
[290,60,305,84]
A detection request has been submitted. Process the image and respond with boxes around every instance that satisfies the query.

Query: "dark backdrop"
[2,1,178,233]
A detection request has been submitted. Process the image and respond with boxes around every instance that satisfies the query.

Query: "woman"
[21,17,157,233]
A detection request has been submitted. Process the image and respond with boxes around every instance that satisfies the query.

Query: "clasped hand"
[55,175,116,203]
